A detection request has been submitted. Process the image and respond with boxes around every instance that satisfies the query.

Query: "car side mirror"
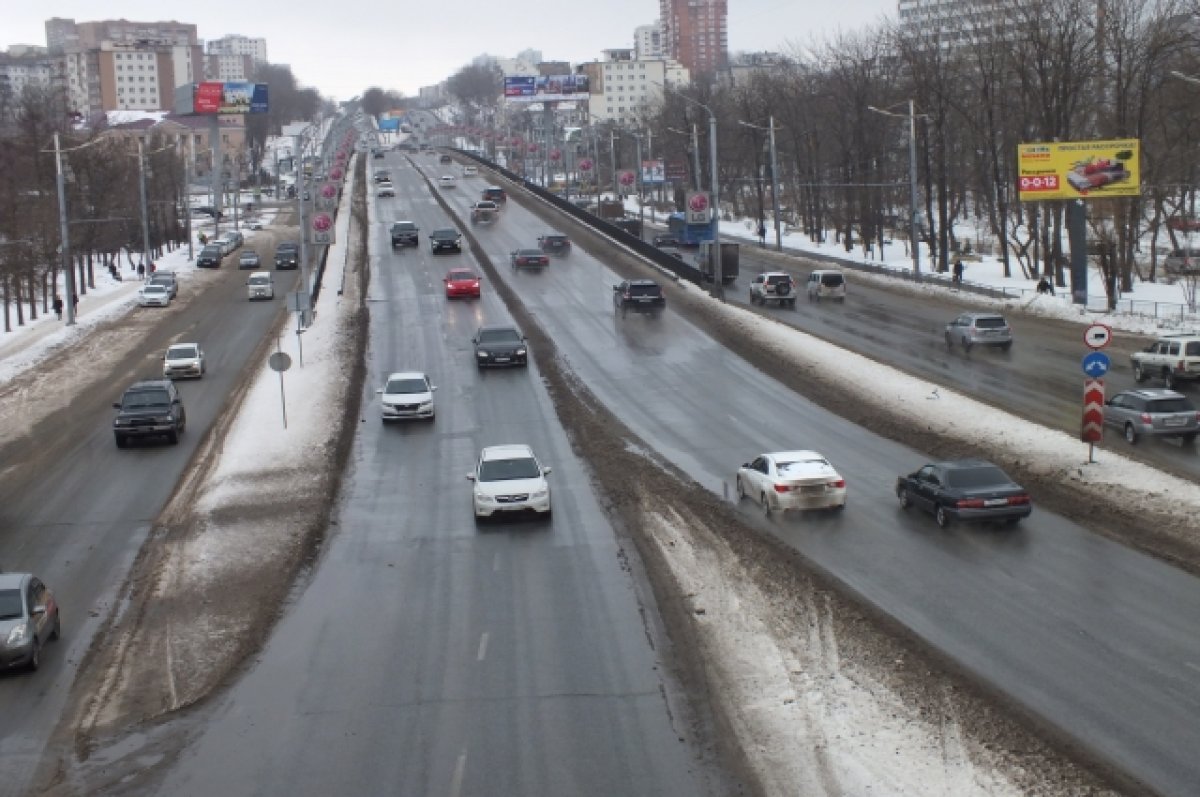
[466,473,476,481]
[613,285,621,291]
[31,605,46,616]
[542,467,552,475]
[375,389,384,394]
[113,402,122,409]
[742,462,751,468]
[431,386,438,391]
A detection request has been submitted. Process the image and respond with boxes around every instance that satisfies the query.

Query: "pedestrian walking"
[137,262,145,280]
[1036,276,1055,295]
[71,293,78,315]
[52,295,63,320]
[148,261,156,275]
[757,222,767,247]
[952,260,965,284]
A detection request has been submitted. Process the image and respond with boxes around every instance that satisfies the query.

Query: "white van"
[806,269,846,302]
[247,271,275,301]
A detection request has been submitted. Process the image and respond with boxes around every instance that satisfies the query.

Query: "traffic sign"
[1082,351,1111,377]
[1084,323,1112,349]
[268,352,292,372]
[1081,378,1105,443]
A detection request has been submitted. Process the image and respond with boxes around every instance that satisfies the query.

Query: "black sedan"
[895,459,1032,528]
[430,228,462,254]
[510,248,549,269]
[472,325,528,368]
[538,234,571,255]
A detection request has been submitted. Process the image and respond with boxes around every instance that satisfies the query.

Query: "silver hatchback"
[945,312,1012,351]
[1103,388,1199,444]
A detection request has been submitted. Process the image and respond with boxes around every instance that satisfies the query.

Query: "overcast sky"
[3,1,897,100]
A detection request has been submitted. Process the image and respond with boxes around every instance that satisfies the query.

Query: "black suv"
[613,279,666,314]
[472,325,528,368]
[482,186,507,204]
[430,228,462,254]
[391,221,419,247]
[439,154,453,164]
[274,242,300,269]
[539,234,571,255]
[196,244,223,268]
[112,380,186,448]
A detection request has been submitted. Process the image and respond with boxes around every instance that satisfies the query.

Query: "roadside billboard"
[641,159,665,185]
[187,81,269,115]
[504,74,589,103]
[378,118,400,132]
[1017,139,1140,201]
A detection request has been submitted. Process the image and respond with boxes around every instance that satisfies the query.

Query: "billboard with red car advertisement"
[188,81,269,115]
[1017,139,1140,201]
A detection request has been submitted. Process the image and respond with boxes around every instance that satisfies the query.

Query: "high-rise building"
[45,17,203,116]
[0,48,55,104]
[205,34,267,64]
[634,23,665,60]
[897,0,1014,47]
[658,0,727,75]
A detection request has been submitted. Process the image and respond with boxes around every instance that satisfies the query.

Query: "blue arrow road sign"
[1082,351,1111,377]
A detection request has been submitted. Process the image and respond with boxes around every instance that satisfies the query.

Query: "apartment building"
[658,0,727,75]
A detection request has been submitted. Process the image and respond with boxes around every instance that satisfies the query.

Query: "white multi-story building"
[0,48,55,102]
[580,49,681,125]
[634,23,666,60]
[897,0,1015,47]
[206,34,267,64]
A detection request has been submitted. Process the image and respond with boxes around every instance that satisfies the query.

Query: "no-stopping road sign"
[1084,323,1112,350]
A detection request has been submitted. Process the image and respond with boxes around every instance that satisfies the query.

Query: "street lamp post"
[52,133,77,325]
[868,101,923,274]
[738,116,784,251]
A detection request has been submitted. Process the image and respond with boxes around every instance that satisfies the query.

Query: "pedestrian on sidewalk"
[757,221,767,247]
[52,295,63,320]
[71,293,78,315]
[952,259,965,284]
[137,262,145,280]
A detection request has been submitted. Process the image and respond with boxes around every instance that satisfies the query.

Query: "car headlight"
[476,351,488,358]
[531,488,548,499]
[157,415,174,424]
[516,348,527,356]
[114,419,129,427]
[418,401,433,409]
[6,625,27,646]
[474,491,493,504]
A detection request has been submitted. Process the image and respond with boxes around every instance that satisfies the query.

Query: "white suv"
[749,272,797,308]
[1131,334,1200,388]
[467,445,552,521]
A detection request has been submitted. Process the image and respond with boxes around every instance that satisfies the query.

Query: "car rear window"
[629,283,662,297]
[945,466,1011,488]
[1146,398,1195,413]
[974,317,1008,329]
[820,273,844,287]
[766,275,791,284]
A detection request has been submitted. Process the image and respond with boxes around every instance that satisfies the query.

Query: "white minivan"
[247,271,275,301]
[806,269,846,302]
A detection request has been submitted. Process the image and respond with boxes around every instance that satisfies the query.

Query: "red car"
[444,268,481,299]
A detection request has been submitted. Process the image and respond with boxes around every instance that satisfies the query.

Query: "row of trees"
[437,0,1200,300]
[0,63,327,333]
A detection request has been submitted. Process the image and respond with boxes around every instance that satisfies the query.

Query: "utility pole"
[53,132,77,325]
[709,111,722,294]
[767,116,782,251]
[137,137,152,272]
[185,134,194,260]
[907,99,921,274]
[691,123,701,192]
[296,130,309,300]
[635,133,644,231]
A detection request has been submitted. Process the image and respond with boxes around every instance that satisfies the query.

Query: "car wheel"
[1124,423,1138,444]
[944,332,953,349]
[167,429,179,445]
[935,505,951,528]
[115,434,127,449]
[28,638,40,671]
[1005,517,1022,526]
[1182,433,1197,444]
[51,614,61,641]
[962,338,973,352]
[1001,341,1012,351]
[760,492,772,517]
[736,476,747,501]
[834,501,846,511]
[898,488,911,510]
[1132,362,1146,383]
[1164,370,1177,389]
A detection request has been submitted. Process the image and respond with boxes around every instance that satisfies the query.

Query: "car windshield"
[123,390,171,409]
[479,457,541,482]
[974,317,1007,329]
[250,275,270,285]
[393,223,416,231]
[143,286,166,294]
[544,236,566,243]
[385,378,427,394]
[277,244,297,252]
[202,246,221,255]
[478,328,520,344]
[944,466,1011,488]
[433,229,457,239]
[240,252,257,260]
[167,346,197,359]
[0,589,23,619]
[1146,398,1194,413]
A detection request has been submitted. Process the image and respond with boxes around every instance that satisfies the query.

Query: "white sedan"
[137,284,172,307]
[736,450,847,514]
[467,444,551,521]
[439,175,457,188]
[377,371,436,421]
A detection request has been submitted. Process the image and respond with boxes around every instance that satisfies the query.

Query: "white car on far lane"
[736,450,847,515]
[377,371,436,421]
[439,175,457,189]
[137,284,172,307]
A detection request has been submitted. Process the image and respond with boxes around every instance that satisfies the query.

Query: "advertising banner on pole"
[503,75,589,103]
[641,159,665,185]
[686,191,710,225]
[1017,139,1140,201]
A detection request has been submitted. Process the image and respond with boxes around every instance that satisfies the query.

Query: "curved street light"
[867,101,927,274]
[738,117,783,251]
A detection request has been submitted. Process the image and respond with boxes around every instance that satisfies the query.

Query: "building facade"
[658,0,727,75]
[45,18,203,116]
[0,49,55,104]
[634,23,666,60]
[205,34,267,64]
[579,49,668,125]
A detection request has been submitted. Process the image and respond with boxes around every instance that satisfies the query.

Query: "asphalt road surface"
[147,152,732,796]
[411,163,1199,796]
[0,225,294,796]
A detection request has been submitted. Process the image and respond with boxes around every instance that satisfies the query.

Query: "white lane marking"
[449,750,467,797]
[477,632,489,662]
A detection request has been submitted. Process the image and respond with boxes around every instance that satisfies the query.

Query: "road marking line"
[449,750,467,797]
[477,632,489,662]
